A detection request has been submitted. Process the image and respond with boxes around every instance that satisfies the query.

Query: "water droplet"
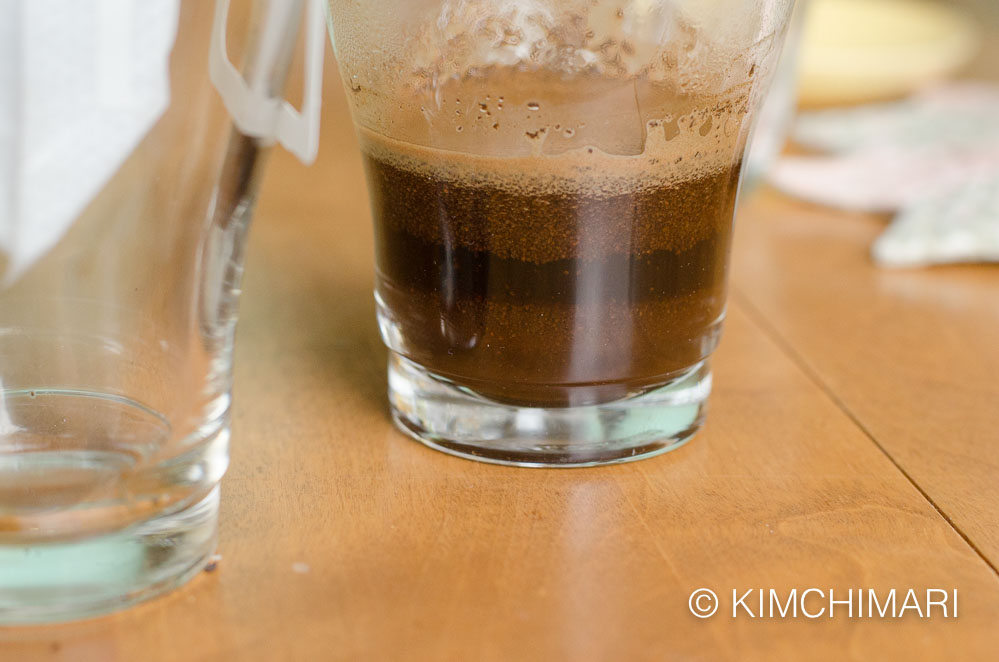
[699,116,713,136]
[564,128,575,138]
[493,123,500,130]
[456,126,463,133]
[526,101,540,111]
[554,124,561,131]
[663,118,680,141]
[479,103,488,113]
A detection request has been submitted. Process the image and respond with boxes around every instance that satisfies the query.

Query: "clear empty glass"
[0,0,306,622]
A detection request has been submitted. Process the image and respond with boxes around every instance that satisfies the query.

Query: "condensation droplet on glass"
[699,116,713,137]
[663,118,680,141]
[723,115,740,137]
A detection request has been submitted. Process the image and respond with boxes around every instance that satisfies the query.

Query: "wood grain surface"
[732,193,999,571]
[2,16,998,662]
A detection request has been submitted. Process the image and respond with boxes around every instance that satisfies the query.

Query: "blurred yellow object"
[798,0,981,106]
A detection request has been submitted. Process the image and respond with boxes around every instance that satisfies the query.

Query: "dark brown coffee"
[362,123,743,408]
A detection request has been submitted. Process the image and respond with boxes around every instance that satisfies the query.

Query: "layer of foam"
[331,0,791,173]
[357,92,749,199]
[407,0,774,92]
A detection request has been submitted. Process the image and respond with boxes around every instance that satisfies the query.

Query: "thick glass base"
[0,486,219,625]
[388,353,711,467]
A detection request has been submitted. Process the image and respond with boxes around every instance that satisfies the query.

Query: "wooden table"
[4,41,999,662]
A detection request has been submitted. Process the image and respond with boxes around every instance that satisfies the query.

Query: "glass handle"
[209,0,325,164]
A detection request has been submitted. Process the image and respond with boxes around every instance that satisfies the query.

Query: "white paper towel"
[0,0,180,284]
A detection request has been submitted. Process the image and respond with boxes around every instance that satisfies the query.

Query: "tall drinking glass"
[0,0,317,622]
[328,0,794,467]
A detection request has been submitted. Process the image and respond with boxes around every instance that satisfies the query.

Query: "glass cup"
[744,0,807,185]
[328,0,795,467]
[0,0,315,623]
